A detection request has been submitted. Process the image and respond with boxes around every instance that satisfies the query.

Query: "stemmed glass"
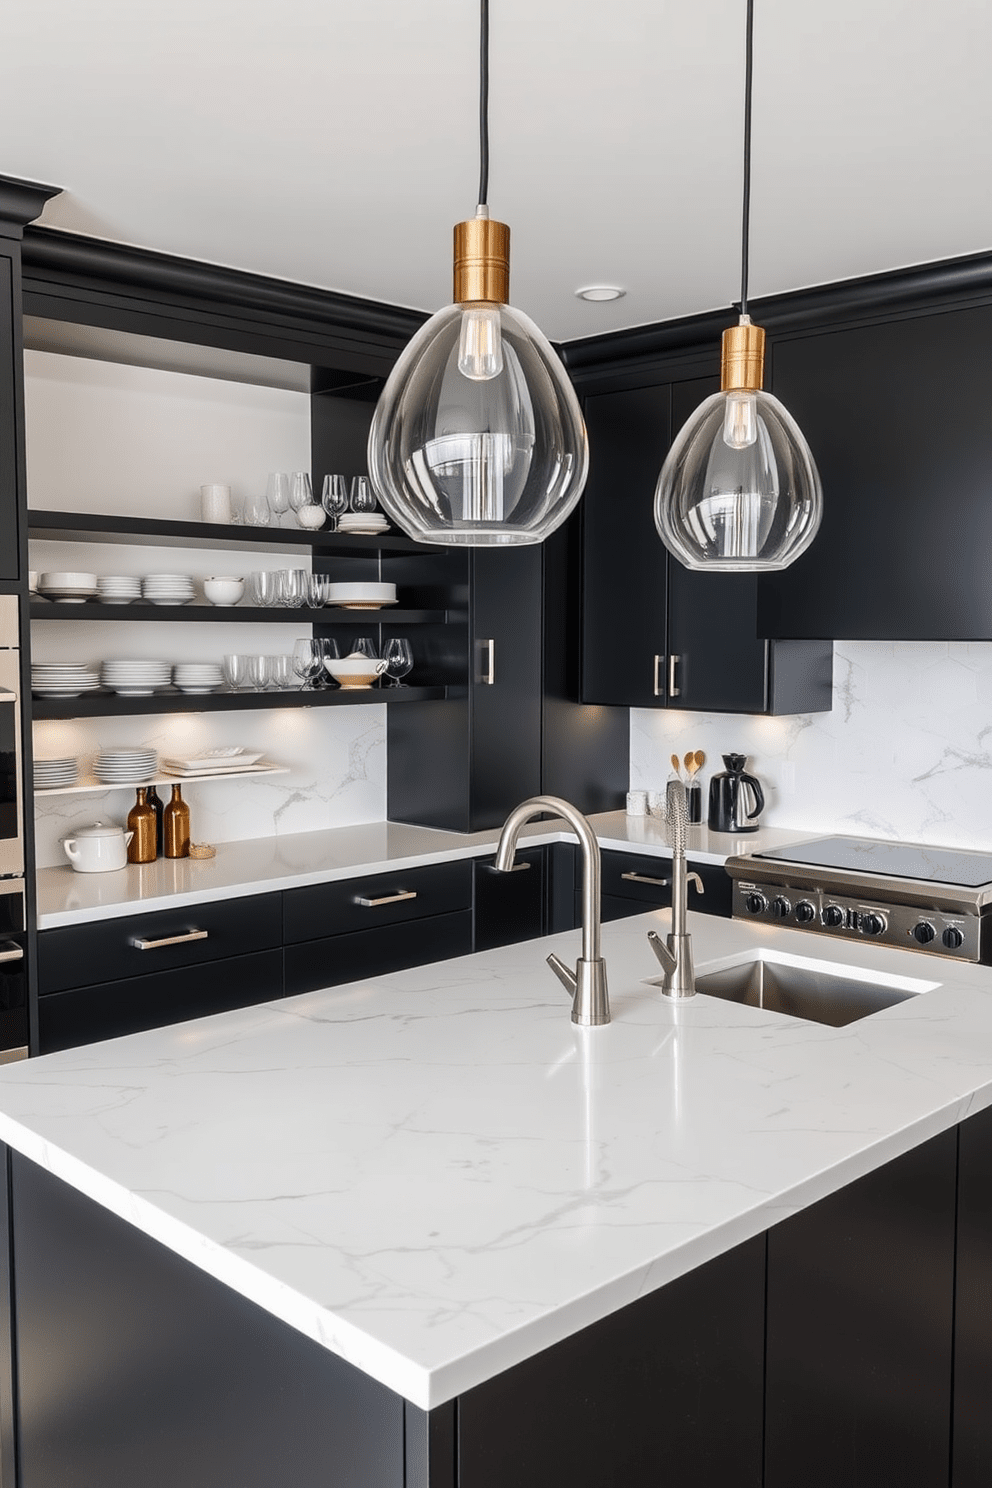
[317,637,340,686]
[349,636,379,661]
[383,637,413,687]
[266,472,290,527]
[289,472,314,527]
[321,475,348,531]
[292,638,324,690]
[349,476,377,516]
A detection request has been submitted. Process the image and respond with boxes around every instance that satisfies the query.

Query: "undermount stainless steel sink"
[649,949,940,1028]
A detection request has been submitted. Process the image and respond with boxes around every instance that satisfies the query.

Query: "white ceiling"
[3,0,992,342]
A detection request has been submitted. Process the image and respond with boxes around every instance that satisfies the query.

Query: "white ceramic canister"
[200,483,233,524]
[62,821,134,873]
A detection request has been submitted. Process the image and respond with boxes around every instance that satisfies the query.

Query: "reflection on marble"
[631,641,992,850]
[33,705,385,868]
[1,910,992,1407]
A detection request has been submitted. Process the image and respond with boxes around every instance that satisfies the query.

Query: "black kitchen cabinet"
[952,1103,992,1488]
[760,304,992,640]
[765,1127,957,1488]
[595,847,732,924]
[472,846,545,952]
[580,379,832,714]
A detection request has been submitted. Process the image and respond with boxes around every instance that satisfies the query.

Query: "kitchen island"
[0,907,990,1486]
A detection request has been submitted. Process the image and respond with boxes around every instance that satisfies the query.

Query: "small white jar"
[62,822,134,873]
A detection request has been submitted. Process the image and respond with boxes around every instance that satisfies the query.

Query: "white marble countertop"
[0,908,991,1409]
[36,811,814,928]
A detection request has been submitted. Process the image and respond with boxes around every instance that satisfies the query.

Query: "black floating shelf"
[30,602,448,625]
[27,510,436,555]
[31,686,448,720]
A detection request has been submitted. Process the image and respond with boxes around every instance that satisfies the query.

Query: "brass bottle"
[163,784,190,859]
[127,787,157,864]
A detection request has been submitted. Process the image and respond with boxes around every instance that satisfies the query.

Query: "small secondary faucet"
[495,795,610,1026]
[648,779,705,998]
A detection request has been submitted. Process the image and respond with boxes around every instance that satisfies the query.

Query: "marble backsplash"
[630,641,992,852]
[33,704,386,869]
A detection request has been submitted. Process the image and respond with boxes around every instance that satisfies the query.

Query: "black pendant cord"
[478,0,490,207]
[739,0,754,318]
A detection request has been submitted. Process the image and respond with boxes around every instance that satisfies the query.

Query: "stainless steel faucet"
[648,779,705,998]
[494,795,610,1026]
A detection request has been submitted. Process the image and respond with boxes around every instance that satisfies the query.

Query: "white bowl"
[39,572,98,588]
[325,657,388,689]
[203,578,245,606]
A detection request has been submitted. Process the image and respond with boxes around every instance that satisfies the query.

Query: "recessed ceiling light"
[575,285,626,303]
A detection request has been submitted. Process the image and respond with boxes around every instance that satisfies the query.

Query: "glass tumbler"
[268,654,294,690]
[278,569,308,608]
[248,655,270,692]
[243,491,271,527]
[223,654,249,691]
[349,476,377,515]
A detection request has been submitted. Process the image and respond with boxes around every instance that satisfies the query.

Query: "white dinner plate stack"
[92,748,157,785]
[101,659,173,696]
[31,663,101,697]
[37,572,99,603]
[173,662,224,694]
[142,573,195,606]
[98,575,142,605]
[338,513,390,535]
[34,756,78,789]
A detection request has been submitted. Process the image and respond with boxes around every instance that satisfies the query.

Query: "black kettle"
[707,754,765,833]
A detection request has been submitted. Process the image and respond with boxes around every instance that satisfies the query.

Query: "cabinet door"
[766,1130,957,1488]
[0,253,20,581]
[953,1105,992,1488]
[760,306,992,640]
[665,377,771,712]
[580,384,670,707]
[473,847,545,952]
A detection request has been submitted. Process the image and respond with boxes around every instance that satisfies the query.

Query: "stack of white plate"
[37,572,99,603]
[162,748,265,776]
[34,756,78,789]
[326,582,397,609]
[31,663,101,697]
[92,748,157,784]
[98,575,142,605]
[101,659,173,696]
[338,513,390,535]
[173,662,224,694]
[142,573,195,606]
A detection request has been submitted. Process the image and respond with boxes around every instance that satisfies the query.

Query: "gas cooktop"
[725,834,992,963]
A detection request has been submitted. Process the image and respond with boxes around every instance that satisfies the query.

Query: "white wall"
[630,641,992,851]
[25,351,388,865]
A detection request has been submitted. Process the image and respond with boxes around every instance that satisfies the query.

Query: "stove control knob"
[861,912,886,937]
[911,921,936,945]
[771,896,792,919]
[822,905,845,928]
[795,901,816,923]
[942,926,965,950]
[744,892,768,915]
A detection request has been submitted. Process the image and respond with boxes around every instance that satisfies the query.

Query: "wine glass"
[349,476,377,515]
[349,636,379,661]
[292,638,323,691]
[383,637,413,687]
[321,475,348,531]
[289,472,314,527]
[265,472,290,527]
[317,637,340,687]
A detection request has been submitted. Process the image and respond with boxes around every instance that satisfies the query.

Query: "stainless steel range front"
[725,836,992,964]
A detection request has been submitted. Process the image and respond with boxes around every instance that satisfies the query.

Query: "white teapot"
[62,821,134,874]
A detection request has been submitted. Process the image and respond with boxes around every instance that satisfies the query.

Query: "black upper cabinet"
[760,305,992,640]
[581,378,832,714]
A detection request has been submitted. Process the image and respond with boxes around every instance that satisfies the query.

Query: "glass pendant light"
[367,1,588,546]
[654,0,823,572]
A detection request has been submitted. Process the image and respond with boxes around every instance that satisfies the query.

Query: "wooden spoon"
[684,751,696,778]
[693,750,705,773]
[670,752,683,780]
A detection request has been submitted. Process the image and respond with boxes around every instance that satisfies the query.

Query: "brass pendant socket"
[453,216,510,305]
[721,321,766,393]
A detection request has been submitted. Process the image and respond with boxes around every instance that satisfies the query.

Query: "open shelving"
[27,509,437,556]
[30,602,449,625]
[34,764,291,798]
[30,685,449,720]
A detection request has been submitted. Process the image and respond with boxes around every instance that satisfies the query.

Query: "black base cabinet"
[2,1111,992,1487]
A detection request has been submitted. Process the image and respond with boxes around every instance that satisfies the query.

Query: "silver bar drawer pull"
[668,654,680,698]
[653,654,664,697]
[621,871,671,888]
[356,890,418,908]
[479,639,496,686]
[484,861,531,873]
[132,929,209,951]
[0,941,23,964]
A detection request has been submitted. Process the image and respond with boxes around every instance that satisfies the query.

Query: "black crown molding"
[20,225,429,348]
[560,246,992,382]
[0,175,62,237]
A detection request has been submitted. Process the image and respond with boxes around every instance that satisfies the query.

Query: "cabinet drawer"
[284,910,472,997]
[283,860,472,945]
[602,851,674,906]
[38,893,283,994]
[474,847,545,951]
[38,948,284,1053]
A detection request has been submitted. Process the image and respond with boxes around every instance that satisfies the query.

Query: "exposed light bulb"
[723,390,758,449]
[458,303,503,380]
